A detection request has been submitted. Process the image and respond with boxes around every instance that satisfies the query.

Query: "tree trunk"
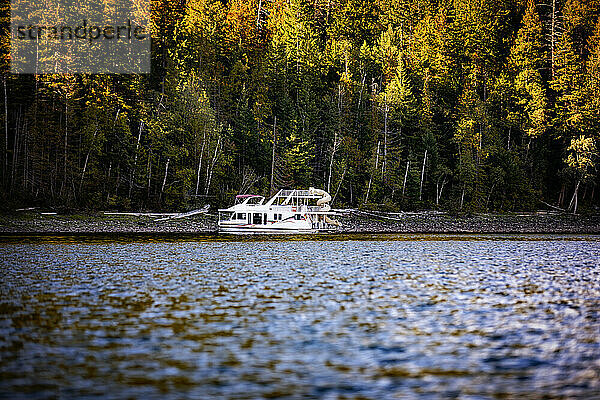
[478,124,482,165]
[327,131,338,193]
[105,161,112,202]
[350,183,353,205]
[383,99,388,181]
[486,182,496,210]
[79,149,91,195]
[256,0,262,27]
[568,179,581,214]
[147,150,152,199]
[107,108,120,200]
[365,140,380,205]
[205,137,221,196]
[332,164,346,204]
[270,116,276,195]
[62,101,68,196]
[23,120,28,191]
[357,71,366,111]
[551,0,557,78]
[558,184,565,207]
[129,120,144,199]
[195,128,207,196]
[79,126,99,194]
[3,76,7,186]
[419,150,427,201]
[436,175,447,206]
[10,108,18,191]
[332,83,343,192]
[364,175,372,206]
[402,160,410,197]
[160,158,170,201]
[115,167,120,198]
[355,71,366,136]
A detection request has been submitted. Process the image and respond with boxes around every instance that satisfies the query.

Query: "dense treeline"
[1,0,599,212]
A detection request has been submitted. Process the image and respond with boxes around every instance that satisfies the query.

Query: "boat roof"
[219,188,335,212]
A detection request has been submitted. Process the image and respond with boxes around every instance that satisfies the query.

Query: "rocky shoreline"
[1,210,599,235]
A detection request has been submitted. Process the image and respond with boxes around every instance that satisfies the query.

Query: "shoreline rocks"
[1,210,599,235]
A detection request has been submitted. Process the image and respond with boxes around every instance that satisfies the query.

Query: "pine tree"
[565,135,597,213]
[584,18,600,136]
[508,0,548,140]
[454,74,488,210]
[550,26,586,138]
[550,0,599,209]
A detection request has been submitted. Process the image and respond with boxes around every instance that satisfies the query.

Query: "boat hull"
[219,225,330,234]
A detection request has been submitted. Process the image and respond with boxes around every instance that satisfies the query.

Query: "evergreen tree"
[508,0,548,140]
[2,0,600,212]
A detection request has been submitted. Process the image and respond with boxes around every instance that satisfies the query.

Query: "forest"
[1,0,599,213]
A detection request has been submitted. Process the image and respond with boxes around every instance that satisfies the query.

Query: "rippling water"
[1,234,599,399]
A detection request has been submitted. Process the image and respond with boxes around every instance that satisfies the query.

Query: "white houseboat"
[218,188,341,233]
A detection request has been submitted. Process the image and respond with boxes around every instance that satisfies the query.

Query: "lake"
[1,234,599,399]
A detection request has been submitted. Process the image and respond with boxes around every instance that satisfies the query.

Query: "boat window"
[263,214,267,224]
[294,214,301,220]
[236,213,246,220]
[253,213,262,225]
[221,211,234,221]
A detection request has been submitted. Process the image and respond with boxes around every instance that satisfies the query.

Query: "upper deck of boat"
[219,189,336,214]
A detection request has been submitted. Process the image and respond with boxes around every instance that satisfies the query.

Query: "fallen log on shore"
[154,206,210,221]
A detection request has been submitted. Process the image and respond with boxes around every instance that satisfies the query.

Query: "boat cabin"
[218,188,341,233]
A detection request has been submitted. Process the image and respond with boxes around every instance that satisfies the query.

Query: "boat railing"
[268,205,324,212]
[278,189,312,197]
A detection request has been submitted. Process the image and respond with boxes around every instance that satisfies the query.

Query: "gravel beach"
[1,210,599,234]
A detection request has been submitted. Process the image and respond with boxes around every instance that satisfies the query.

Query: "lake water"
[1,234,599,399]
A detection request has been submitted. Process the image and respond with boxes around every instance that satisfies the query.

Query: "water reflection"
[1,236,599,398]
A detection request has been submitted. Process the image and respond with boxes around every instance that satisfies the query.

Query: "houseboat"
[218,188,342,233]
